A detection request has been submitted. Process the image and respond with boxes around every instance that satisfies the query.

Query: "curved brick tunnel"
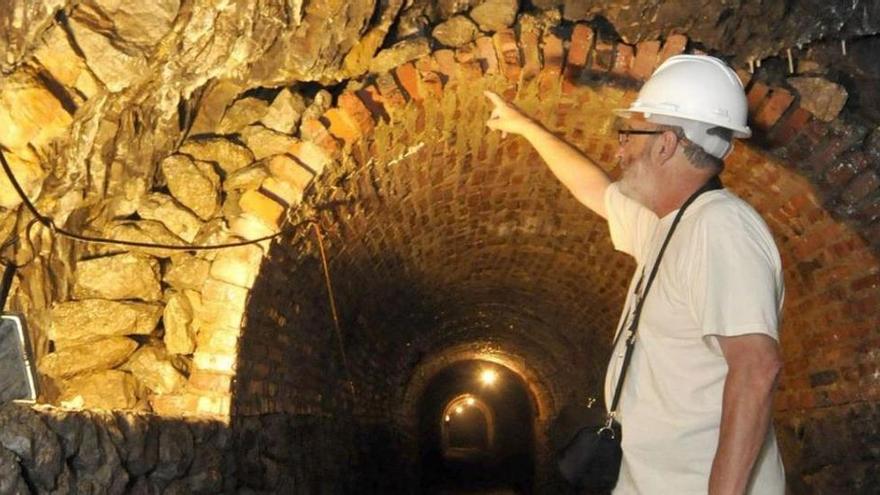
[0,3,878,494]
[233,50,880,492]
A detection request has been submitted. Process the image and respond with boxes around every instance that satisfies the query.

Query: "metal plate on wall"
[0,314,38,404]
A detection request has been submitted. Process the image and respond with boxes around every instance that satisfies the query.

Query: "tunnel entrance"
[418,360,535,494]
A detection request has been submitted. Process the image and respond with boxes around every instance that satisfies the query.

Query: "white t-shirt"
[602,182,786,495]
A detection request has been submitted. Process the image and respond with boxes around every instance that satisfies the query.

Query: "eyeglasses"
[617,129,665,145]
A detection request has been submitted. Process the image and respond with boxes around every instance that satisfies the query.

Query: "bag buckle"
[597,413,617,439]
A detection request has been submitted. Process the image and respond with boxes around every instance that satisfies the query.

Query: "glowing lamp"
[479,369,498,386]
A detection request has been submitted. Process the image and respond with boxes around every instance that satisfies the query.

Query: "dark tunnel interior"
[418,360,535,494]
[0,1,879,494]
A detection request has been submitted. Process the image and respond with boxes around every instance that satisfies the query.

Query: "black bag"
[557,415,622,490]
[556,177,723,490]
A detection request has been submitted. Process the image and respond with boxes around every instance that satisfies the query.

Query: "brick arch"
[232,23,879,490]
[393,341,556,491]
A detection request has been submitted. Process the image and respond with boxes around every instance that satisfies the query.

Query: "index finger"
[483,90,504,107]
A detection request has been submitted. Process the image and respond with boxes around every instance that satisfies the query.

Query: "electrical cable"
[0,148,282,251]
[312,221,357,400]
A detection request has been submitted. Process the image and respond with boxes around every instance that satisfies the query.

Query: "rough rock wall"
[0,1,878,494]
[0,403,356,494]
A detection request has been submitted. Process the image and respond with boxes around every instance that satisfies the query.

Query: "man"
[485,55,785,494]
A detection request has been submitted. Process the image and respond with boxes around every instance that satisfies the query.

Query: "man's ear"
[652,130,679,164]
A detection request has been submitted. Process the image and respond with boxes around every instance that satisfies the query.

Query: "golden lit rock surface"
[123,344,187,394]
[105,220,188,258]
[75,0,181,49]
[223,164,269,194]
[432,15,480,47]
[32,26,100,100]
[370,37,432,74]
[59,370,138,410]
[48,299,163,346]
[0,73,71,157]
[261,88,306,134]
[209,244,264,288]
[137,193,205,243]
[179,138,255,176]
[160,155,221,221]
[217,97,270,135]
[73,253,162,302]
[238,125,300,160]
[164,255,211,292]
[787,77,849,122]
[163,292,196,355]
[470,0,519,32]
[39,337,138,379]
[68,18,148,93]
[0,151,45,209]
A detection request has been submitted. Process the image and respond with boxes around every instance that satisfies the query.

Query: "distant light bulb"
[445,415,451,422]
[466,397,475,406]
[455,406,464,414]
[480,369,498,386]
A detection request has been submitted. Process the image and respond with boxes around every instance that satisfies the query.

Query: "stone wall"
[0,1,878,493]
[0,403,356,494]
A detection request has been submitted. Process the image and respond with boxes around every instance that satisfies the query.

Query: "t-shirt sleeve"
[686,205,783,354]
[603,182,659,263]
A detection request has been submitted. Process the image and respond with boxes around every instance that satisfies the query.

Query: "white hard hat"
[615,54,751,159]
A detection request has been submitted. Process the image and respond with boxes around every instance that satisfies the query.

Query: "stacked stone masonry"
[0,3,878,493]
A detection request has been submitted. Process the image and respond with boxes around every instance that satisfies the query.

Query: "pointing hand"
[484,91,535,139]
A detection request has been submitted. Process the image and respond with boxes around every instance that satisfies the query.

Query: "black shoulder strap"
[608,175,723,415]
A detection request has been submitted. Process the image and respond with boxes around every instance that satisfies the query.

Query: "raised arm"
[484,91,612,219]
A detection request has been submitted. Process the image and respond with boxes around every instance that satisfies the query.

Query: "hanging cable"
[0,148,283,251]
[312,221,357,400]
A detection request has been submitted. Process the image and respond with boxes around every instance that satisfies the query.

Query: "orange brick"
[433,49,457,80]
[337,92,374,134]
[375,72,408,110]
[747,81,771,114]
[631,40,660,80]
[492,29,521,82]
[474,36,499,74]
[261,176,303,207]
[564,25,594,93]
[541,32,564,75]
[611,43,634,76]
[753,88,795,130]
[266,153,314,189]
[567,23,593,68]
[189,371,233,393]
[289,140,329,175]
[322,108,360,145]
[657,33,688,66]
[209,243,263,287]
[455,43,477,63]
[193,349,237,373]
[418,70,443,97]
[393,62,422,101]
[355,85,390,123]
[239,189,285,228]
[414,56,439,73]
[768,106,812,147]
[150,394,200,416]
[196,324,240,354]
[300,118,340,156]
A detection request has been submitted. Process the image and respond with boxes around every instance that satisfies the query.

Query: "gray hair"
[664,126,731,172]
